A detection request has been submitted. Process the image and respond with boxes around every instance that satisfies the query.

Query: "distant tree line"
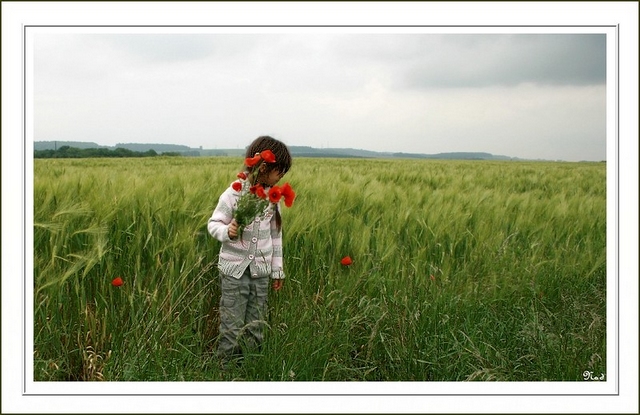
[114,142,193,152]
[34,146,183,159]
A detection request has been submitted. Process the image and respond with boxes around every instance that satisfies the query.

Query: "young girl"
[207,136,293,367]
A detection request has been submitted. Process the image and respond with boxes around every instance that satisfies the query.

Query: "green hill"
[34,141,520,160]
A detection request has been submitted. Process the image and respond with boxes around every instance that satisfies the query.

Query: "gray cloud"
[342,34,607,89]
[107,34,269,63]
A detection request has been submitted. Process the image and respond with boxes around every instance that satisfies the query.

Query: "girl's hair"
[244,135,292,231]
[245,135,292,176]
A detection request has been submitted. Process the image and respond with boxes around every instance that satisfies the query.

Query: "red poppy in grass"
[245,155,262,167]
[268,186,282,203]
[260,149,276,163]
[280,182,296,207]
[231,181,243,192]
[237,171,248,180]
[111,277,123,287]
[340,256,353,266]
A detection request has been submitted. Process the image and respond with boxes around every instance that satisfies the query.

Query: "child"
[207,136,292,367]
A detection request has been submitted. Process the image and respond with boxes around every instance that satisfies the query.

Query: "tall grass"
[33,157,606,381]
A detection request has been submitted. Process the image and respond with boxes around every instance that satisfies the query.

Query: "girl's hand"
[272,279,284,291]
[228,219,239,239]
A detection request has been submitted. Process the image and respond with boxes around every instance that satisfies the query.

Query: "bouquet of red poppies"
[231,150,296,237]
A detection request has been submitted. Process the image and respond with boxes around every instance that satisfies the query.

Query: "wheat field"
[33,157,606,381]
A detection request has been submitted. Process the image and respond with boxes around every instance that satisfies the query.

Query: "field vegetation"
[33,157,607,381]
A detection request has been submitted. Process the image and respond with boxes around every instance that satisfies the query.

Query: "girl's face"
[259,167,285,187]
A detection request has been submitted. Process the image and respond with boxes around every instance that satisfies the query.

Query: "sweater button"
[248,254,254,260]
[255,217,260,223]
[251,237,258,243]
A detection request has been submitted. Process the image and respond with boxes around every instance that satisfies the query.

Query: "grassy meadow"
[32,156,607,381]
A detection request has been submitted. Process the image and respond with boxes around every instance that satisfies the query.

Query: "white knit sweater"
[207,182,285,280]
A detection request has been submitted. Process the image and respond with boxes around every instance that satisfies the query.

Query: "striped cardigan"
[207,181,285,280]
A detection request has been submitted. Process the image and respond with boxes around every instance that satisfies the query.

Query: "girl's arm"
[269,205,285,280]
[207,189,235,242]
[271,218,284,291]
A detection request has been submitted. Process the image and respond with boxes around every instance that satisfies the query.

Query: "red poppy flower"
[268,186,282,203]
[245,155,262,167]
[237,171,247,180]
[340,256,353,266]
[280,182,296,208]
[260,150,276,163]
[111,277,124,287]
[231,181,242,192]
[255,185,267,199]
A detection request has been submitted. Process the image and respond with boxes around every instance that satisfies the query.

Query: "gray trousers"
[217,267,269,362]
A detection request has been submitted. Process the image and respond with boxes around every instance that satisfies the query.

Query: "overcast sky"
[33,31,607,161]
